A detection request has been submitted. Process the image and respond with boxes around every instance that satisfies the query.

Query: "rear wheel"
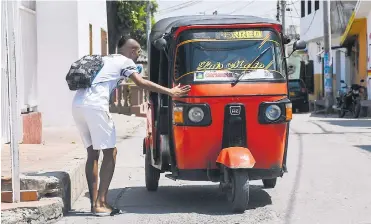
[145,148,160,191]
[262,178,277,188]
[338,109,346,118]
[353,101,361,118]
[300,103,310,113]
[226,170,249,213]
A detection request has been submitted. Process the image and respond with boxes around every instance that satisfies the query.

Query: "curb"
[1,197,64,224]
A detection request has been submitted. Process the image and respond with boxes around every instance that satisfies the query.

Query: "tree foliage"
[116,0,158,48]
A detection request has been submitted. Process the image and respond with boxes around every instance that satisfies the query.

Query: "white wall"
[77,0,107,57]
[36,1,79,127]
[300,3,324,42]
[19,4,37,111]
[36,1,107,127]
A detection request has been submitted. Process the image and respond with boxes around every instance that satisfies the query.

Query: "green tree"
[106,0,158,53]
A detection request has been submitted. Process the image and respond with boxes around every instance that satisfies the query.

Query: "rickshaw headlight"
[188,107,205,123]
[265,105,282,121]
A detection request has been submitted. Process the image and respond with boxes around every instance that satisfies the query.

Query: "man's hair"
[117,35,130,49]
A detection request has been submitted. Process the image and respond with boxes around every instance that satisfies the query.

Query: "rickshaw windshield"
[174,28,285,84]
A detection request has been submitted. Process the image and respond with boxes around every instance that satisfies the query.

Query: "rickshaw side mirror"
[283,35,291,45]
[154,37,167,51]
[293,40,307,51]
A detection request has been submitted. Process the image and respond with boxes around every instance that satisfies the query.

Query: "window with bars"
[308,0,312,15]
[315,0,319,11]
[301,0,305,17]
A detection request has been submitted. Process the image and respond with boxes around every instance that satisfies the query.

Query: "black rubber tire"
[300,103,310,113]
[338,109,346,118]
[353,102,361,118]
[145,149,160,191]
[262,178,277,188]
[227,170,250,213]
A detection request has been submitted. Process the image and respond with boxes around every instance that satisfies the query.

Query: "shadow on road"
[108,184,272,215]
[317,119,371,128]
[354,145,371,153]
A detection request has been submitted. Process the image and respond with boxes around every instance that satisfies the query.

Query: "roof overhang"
[340,0,371,45]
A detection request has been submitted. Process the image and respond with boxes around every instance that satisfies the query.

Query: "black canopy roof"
[150,15,280,42]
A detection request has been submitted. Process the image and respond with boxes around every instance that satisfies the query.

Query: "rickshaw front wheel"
[145,149,160,191]
[226,170,249,213]
[262,178,277,188]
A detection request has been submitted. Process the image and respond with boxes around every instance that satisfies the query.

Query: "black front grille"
[222,104,247,148]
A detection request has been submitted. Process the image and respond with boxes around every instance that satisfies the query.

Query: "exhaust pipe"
[332,105,341,111]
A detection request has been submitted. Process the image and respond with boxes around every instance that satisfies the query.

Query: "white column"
[6,0,21,203]
[367,12,371,100]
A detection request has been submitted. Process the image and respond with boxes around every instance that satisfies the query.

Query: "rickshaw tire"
[229,170,249,213]
[338,110,346,118]
[262,178,277,188]
[353,103,361,118]
[145,150,160,191]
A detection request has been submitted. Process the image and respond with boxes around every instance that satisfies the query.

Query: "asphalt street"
[56,113,371,224]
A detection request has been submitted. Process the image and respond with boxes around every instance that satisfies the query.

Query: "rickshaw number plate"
[230,106,241,116]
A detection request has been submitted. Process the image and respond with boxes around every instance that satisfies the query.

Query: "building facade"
[1,0,108,144]
[300,0,357,102]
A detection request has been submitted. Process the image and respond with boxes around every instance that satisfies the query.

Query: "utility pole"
[5,0,21,203]
[323,0,333,112]
[276,0,280,22]
[146,0,152,50]
[280,0,286,35]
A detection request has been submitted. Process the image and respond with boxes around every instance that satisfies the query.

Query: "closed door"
[101,28,108,56]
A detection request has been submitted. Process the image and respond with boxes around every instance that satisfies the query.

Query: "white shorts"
[72,107,116,150]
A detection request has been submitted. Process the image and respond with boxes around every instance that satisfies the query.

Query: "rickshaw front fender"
[216,147,256,169]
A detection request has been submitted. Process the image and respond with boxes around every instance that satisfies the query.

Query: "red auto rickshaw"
[143,15,306,213]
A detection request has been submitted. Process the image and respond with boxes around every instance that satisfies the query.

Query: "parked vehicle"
[143,15,306,213]
[333,79,365,118]
[288,79,309,112]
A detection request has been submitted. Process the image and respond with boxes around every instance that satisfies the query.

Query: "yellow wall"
[309,73,323,101]
[356,19,367,83]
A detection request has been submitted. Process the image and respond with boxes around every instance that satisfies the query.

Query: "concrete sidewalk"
[1,114,146,224]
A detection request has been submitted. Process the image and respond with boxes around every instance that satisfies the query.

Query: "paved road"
[56,114,371,224]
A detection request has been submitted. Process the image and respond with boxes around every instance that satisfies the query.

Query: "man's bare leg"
[94,147,117,213]
[85,146,100,212]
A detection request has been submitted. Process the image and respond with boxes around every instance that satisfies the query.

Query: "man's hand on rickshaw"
[130,72,190,97]
[170,84,191,97]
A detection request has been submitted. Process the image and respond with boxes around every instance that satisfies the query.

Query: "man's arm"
[130,72,190,97]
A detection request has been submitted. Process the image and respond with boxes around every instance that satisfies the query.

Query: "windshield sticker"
[194,70,235,81]
[193,69,274,82]
[217,30,263,40]
[197,60,266,70]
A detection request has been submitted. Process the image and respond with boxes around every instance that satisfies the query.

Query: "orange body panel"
[180,82,287,97]
[172,83,288,170]
[216,147,256,169]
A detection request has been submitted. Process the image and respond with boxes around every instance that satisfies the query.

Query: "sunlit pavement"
[56,113,371,224]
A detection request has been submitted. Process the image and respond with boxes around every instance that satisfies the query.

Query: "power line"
[157,1,202,14]
[229,0,256,15]
[290,0,300,17]
[302,10,317,36]
[157,1,197,13]
[286,0,299,5]
[202,1,241,12]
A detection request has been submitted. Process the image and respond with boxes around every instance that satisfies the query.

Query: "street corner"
[1,197,64,224]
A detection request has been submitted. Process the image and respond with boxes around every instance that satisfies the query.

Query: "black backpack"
[65,55,104,91]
